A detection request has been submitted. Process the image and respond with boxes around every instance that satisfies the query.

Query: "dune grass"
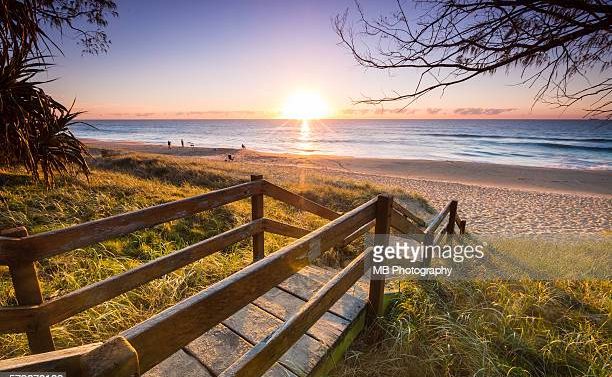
[332,235,611,377]
[0,152,609,377]
[333,278,611,377]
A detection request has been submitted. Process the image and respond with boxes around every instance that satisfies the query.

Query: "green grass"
[0,152,426,359]
[1,152,609,377]
[332,238,612,377]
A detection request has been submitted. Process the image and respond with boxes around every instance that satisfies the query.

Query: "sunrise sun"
[281,91,330,120]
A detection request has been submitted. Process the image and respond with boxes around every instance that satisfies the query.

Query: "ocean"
[73,119,612,170]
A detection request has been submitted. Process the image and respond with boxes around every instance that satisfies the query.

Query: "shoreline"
[83,138,611,198]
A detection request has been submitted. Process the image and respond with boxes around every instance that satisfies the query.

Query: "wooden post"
[250,175,265,261]
[422,231,434,268]
[367,194,392,324]
[445,200,458,235]
[3,227,55,353]
[459,220,466,234]
[80,336,140,377]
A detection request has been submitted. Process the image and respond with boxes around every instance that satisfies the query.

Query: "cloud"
[172,110,267,117]
[340,107,417,116]
[454,107,517,115]
[427,108,442,114]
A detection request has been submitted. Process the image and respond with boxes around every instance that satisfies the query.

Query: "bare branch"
[334,0,612,118]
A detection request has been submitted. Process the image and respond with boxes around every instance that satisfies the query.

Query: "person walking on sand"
[181,139,184,148]
[167,140,171,149]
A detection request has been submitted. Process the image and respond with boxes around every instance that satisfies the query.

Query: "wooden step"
[143,265,367,377]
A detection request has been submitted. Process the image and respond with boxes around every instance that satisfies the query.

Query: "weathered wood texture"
[142,266,365,377]
[391,209,424,235]
[220,252,368,376]
[264,219,311,239]
[262,181,340,221]
[79,336,139,377]
[339,220,375,247]
[3,226,54,353]
[0,181,261,264]
[368,195,392,323]
[425,201,452,236]
[0,221,261,334]
[251,175,265,261]
[392,202,427,227]
[44,220,261,326]
[0,343,101,375]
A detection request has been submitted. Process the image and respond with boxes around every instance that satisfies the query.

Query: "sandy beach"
[84,139,612,234]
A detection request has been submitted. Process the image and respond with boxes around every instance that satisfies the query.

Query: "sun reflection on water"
[297,120,314,154]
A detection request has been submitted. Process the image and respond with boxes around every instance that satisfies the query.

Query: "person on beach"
[167,140,171,149]
[181,139,184,148]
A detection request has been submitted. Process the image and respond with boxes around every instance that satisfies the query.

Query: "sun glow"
[281,91,330,120]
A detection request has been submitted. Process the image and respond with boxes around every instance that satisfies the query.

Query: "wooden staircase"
[0,176,464,377]
[145,266,368,377]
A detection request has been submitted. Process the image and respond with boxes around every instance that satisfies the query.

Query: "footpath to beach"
[85,140,612,234]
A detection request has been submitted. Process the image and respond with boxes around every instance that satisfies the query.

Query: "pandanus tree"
[0,0,117,185]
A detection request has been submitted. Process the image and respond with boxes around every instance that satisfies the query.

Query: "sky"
[43,0,589,119]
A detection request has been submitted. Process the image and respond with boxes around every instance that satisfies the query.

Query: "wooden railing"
[0,177,461,376]
[421,199,468,266]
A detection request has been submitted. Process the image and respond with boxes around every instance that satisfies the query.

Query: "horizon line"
[77,117,605,121]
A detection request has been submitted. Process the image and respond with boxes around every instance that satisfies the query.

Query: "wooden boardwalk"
[0,178,463,376]
[145,266,368,377]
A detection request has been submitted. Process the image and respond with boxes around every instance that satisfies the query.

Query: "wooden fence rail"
[0,177,464,377]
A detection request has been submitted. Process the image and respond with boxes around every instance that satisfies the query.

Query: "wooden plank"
[3,226,54,353]
[392,202,427,227]
[0,342,101,375]
[425,201,452,236]
[300,266,368,301]
[45,220,261,326]
[277,271,365,322]
[391,209,424,235]
[263,219,310,239]
[262,181,340,221]
[223,303,326,377]
[310,308,366,377]
[251,175,265,261]
[120,198,377,373]
[220,251,368,377]
[144,350,213,377]
[185,324,252,375]
[186,323,309,376]
[368,195,392,323]
[339,220,374,247]
[253,287,349,346]
[0,305,39,333]
[0,181,261,264]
